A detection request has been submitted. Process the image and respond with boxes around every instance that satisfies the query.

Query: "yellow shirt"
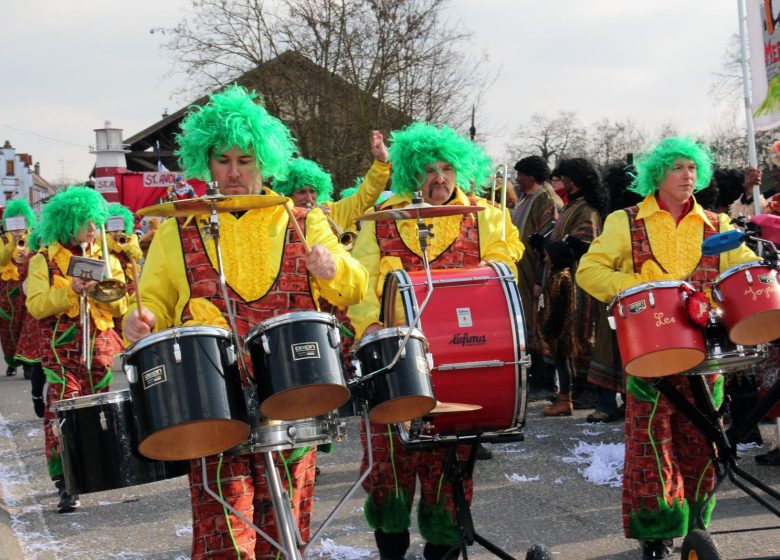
[26,242,128,329]
[125,199,368,333]
[323,160,390,232]
[347,187,524,338]
[576,195,758,303]
[0,233,14,267]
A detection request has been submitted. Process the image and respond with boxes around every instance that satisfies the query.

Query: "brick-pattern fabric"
[622,208,721,538]
[360,423,473,522]
[176,211,321,559]
[40,251,117,478]
[189,449,316,560]
[0,259,29,365]
[362,203,481,535]
[14,304,42,363]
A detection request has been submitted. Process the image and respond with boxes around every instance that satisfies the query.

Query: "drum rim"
[353,326,427,351]
[714,260,773,285]
[125,325,233,355]
[247,311,337,340]
[615,280,693,300]
[52,389,130,411]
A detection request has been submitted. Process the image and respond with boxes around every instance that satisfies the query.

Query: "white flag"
[747,0,780,130]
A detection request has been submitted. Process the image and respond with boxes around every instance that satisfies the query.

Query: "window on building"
[5,160,13,176]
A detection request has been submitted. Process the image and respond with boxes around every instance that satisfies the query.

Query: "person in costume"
[346,122,522,560]
[104,203,143,295]
[511,156,563,401]
[0,199,36,377]
[26,185,128,513]
[123,85,368,560]
[576,137,757,560]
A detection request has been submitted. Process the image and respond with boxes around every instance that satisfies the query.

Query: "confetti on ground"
[561,441,624,488]
[311,537,373,559]
[504,473,541,483]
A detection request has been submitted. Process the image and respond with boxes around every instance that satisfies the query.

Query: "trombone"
[322,211,358,251]
[88,226,128,303]
[79,243,92,370]
[489,163,509,241]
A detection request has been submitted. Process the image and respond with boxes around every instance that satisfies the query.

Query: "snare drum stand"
[438,436,515,560]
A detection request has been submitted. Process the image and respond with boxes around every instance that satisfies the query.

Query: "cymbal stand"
[439,437,515,559]
[349,192,436,387]
[202,187,250,377]
[200,407,376,559]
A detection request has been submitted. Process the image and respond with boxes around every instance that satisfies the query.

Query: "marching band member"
[0,199,36,378]
[123,85,368,560]
[347,122,522,560]
[576,137,756,560]
[25,185,127,513]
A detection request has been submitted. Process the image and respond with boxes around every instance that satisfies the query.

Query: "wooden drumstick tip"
[284,200,311,254]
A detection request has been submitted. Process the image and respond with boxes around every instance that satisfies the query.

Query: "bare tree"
[585,117,647,169]
[709,33,744,110]
[506,111,587,168]
[152,0,492,189]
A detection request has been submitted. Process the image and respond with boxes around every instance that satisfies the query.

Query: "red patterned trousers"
[360,422,473,536]
[622,374,719,539]
[188,448,317,559]
[0,278,25,366]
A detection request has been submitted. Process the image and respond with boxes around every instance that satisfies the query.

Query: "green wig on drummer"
[272,157,334,203]
[176,84,297,182]
[628,136,714,197]
[36,185,108,246]
[388,122,494,196]
[107,203,134,235]
[2,199,37,231]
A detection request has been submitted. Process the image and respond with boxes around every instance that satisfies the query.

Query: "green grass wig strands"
[107,203,135,234]
[272,158,334,203]
[2,199,38,230]
[388,122,493,197]
[629,137,713,197]
[175,84,297,182]
[36,185,108,246]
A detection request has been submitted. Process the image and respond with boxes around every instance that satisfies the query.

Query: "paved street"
[1,370,779,560]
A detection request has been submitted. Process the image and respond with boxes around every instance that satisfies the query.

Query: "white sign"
[4,216,26,231]
[106,216,126,232]
[142,171,178,188]
[1,178,19,187]
[95,176,117,194]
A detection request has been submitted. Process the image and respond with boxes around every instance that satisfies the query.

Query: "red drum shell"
[382,262,527,439]
[610,281,705,377]
[714,261,780,346]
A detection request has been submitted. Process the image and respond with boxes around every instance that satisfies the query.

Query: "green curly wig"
[107,203,134,234]
[388,122,494,196]
[36,185,108,246]
[2,199,37,230]
[272,158,333,203]
[629,136,713,197]
[175,84,297,182]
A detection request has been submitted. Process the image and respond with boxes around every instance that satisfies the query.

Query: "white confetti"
[561,440,624,488]
[504,473,541,483]
[311,537,373,559]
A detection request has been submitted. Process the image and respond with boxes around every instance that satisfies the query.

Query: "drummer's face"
[291,186,317,208]
[658,158,696,206]
[209,147,263,195]
[420,161,456,205]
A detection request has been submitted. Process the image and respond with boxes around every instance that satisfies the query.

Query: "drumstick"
[284,200,311,253]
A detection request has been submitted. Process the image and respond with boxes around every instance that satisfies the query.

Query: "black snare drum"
[124,326,249,461]
[689,313,766,375]
[245,311,349,420]
[352,327,435,424]
[52,390,188,495]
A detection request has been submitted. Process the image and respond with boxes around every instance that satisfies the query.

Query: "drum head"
[625,348,704,378]
[368,395,436,425]
[260,384,350,421]
[729,310,780,346]
[138,419,250,461]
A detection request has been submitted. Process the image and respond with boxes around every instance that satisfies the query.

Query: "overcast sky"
[0,0,742,184]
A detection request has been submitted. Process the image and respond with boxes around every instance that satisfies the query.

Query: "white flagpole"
[738,0,762,215]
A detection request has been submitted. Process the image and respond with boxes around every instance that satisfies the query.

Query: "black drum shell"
[353,329,435,424]
[124,327,249,461]
[53,390,188,495]
[246,313,349,420]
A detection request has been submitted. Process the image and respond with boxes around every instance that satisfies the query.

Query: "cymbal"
[429,401,483,415]
[358,202,484,222]
[137,194,289,217]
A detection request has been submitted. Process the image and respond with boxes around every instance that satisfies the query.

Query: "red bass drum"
[381,262,528,447]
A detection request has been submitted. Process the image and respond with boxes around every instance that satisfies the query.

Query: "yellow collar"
[636,195,717,231]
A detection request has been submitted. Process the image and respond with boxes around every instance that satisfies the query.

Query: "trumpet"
[88,226,127,303]
[489,163,509,241]
[13,236,27,264]
[323,212,358,251]
[112,233,128,246]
